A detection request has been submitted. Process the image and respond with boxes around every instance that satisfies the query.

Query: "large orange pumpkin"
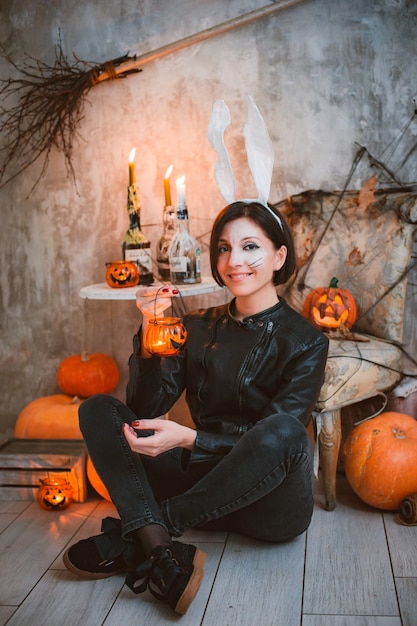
[302,277,357,331]
[57,352,119,398]
[14,394,83,439]
[343,412,417,510]
[86,456,112,501]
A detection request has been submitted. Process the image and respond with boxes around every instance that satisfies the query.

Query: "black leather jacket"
[127,298,329,464]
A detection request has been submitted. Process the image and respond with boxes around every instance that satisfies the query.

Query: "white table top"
[79,277,223,300]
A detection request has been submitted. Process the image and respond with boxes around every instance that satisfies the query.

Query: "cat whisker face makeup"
[248,256,264,269]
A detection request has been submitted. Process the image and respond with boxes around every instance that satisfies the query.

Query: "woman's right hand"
[135,285,179,319]
[136,285,180,356]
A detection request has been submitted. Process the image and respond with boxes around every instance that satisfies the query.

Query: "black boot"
[63,517,145,579]
[125,541,206,615]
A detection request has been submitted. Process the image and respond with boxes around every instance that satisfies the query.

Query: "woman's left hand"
[123,418,197,457]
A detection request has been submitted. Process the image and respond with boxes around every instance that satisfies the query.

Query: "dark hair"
[210,201,296,287]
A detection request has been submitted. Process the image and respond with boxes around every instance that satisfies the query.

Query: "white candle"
[176,175,186,209]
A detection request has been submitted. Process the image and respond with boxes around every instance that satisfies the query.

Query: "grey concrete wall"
[0,0,416,434]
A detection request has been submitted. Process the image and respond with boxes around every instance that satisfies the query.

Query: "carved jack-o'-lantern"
[37,475,73,510]
[143,317,187,356]
[105,260,140,288]
[302,277,357,331]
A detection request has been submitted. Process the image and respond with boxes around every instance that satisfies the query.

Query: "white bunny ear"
[244,96,274,206]
[207,100,235,204]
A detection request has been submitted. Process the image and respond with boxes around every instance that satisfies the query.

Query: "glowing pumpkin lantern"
[143,317,187,356]
[302,277,357,331]
[37,475,73,510]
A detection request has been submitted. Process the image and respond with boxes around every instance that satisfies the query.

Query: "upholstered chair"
[275,189,417,510]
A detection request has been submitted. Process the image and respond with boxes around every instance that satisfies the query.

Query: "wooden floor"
[0,473,416,626]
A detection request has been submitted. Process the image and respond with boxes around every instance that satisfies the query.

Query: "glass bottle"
[156,204,176,281]
[121,182,154,285]
[169,205,201,284]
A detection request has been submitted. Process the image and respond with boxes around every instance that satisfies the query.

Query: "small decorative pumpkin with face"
[302,277,357,331]
[37,475,74,510]
[143,317,188,356]
[105,260,140,288]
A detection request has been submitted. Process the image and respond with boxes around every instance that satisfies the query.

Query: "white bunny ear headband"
[207,96,283,230]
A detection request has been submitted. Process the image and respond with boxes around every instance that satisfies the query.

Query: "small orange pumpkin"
[57,352,119,398]
[14,394,83,439]
[105,260,140,288]
[302,277,357,330]
[86,456,112,501]
[343,412,417,510]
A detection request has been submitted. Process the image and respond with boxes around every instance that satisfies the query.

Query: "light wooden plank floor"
[0,473,416,626]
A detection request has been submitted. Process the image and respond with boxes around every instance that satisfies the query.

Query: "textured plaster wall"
[0,0,416,434]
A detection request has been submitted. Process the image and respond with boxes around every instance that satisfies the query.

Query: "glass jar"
[143,317,187,356]
[37,475,73,511]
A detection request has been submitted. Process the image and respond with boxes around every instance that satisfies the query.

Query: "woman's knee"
[78,393,120,432]
[254,413,311,454]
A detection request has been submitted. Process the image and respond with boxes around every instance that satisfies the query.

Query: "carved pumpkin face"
[143,317,187,356]
[105,261,140,288]
[302,277,357,331]
[37,476,73,510]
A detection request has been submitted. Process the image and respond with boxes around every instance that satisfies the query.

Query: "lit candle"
[150,339,169,354]
[164,164,173,206]
[176,175,186,209]
[128,148,136,186]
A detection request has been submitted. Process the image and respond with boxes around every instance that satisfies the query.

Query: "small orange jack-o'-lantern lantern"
[143,317,187,356]
[37,475,73,510]
[302,277,357,331]
[105,260,140,288]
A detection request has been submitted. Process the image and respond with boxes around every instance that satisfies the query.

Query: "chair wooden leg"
[318,409,342,511]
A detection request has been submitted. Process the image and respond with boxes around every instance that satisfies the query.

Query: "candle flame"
[164,164,173,179]
[129,147,136,163]
[176,175,185,186]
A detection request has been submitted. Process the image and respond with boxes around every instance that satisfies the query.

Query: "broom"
[0,0,305,191]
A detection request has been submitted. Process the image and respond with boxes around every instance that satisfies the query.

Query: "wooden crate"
[0,439,87,502]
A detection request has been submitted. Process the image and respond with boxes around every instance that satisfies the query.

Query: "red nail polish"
[161,287,169,293]
[172,289,179,295]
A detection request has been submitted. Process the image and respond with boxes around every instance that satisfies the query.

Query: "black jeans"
[79,394,314,543]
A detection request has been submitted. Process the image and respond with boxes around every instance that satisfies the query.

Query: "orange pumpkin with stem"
[14,394,83,439]
[343,412,417,510]
[57,352,119,398]
[302,277,357,331]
